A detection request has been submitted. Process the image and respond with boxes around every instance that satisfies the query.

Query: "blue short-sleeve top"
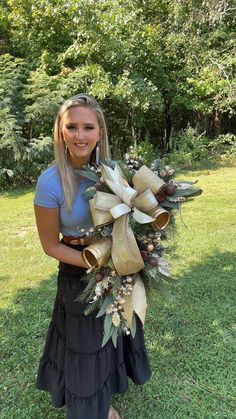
[33,164,95,236]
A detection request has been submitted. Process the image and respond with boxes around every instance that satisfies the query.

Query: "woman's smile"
[74,142,88,149]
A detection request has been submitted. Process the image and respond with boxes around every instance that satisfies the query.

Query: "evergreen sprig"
[84,298,102,316]
[75,276,96,303]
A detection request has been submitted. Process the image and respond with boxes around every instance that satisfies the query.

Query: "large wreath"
[74,149,202,347]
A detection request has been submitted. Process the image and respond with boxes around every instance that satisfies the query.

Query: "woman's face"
[61,106,101,168]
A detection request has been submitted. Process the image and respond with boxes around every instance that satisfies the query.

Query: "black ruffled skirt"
[36,243,152,419]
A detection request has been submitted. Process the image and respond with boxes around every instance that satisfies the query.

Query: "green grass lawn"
[1,166,236,419]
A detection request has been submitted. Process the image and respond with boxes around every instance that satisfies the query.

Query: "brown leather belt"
[62,235,92,246]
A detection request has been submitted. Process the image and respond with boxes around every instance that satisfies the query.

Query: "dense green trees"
[0,0,235,185]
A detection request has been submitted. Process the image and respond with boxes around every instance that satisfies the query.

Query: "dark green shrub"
[210,134,236,160]
[168,126,211,166]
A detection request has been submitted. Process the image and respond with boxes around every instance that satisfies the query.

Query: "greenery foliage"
[210,133,236,159]
[0,0,236,187]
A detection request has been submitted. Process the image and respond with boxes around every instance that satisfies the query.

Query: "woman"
[34,93,151,419]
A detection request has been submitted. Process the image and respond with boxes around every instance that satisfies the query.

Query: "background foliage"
[0,0,236,186]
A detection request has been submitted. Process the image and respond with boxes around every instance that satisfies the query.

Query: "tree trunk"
[214,109,222,138]
[196,111,207,135]
[164,98,172,152]
[130,109,137,147]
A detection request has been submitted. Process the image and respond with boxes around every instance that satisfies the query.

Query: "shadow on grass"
[0,184,35,199]
[0,275,11,282]
[1,251,236,418]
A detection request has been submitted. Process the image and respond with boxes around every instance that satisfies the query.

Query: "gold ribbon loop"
[134,188,158,212]
[82,237,112,270]
[89,199,114,226]
[133,165,165,194]
[105,180,137,207]
[93,191,121,211]
[150,206,171,230]
[122,186,138,206]
[101,163,128,186]
[110,203,131,219]
[132,208,155,224]
[111,214,144,275]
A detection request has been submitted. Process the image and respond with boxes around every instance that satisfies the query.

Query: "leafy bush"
[166,128,236,167]
[171,126,211,161]
[0,54,29,187]
[24,69,62,138]
[0,56,55,188]
[23,135,54,179]
[0,135,53,188]
[210,134,236,160]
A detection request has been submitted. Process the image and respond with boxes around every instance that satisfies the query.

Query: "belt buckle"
[70,239,80,245]
[67,237,87,245]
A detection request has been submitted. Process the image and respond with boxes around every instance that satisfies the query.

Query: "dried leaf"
[111,327,118,347]
[131,313,137,338]
[112,312,121,327]
[96,295,114,318]
[102,314,114,347]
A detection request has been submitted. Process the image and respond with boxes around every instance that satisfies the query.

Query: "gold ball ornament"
[159,169,167,178]
[147,243,154,252]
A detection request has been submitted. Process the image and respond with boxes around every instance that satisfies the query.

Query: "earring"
[95,141,100,166]
[64,143,68,155]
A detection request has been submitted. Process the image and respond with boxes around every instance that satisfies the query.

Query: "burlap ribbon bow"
[82,163,170,327]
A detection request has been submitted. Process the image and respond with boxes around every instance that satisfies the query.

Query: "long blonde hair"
[54,93,111,210]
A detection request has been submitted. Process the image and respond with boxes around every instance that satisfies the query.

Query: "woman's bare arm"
[34,205,87,268]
